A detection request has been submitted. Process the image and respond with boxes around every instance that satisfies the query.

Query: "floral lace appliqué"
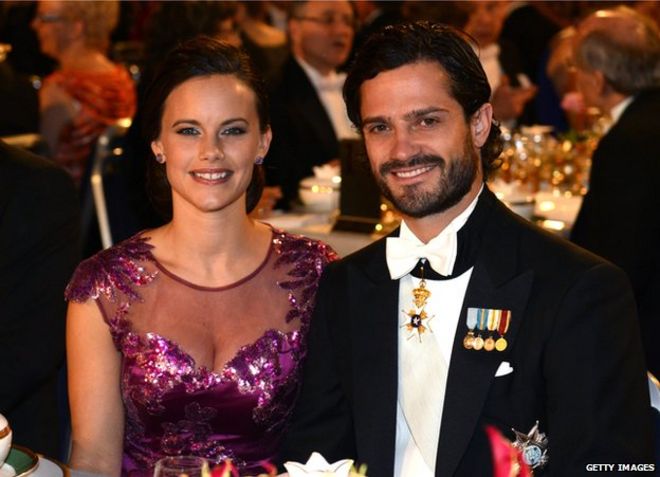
[65,235,157,303]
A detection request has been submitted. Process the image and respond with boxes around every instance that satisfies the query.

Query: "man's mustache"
[378,154,446,176]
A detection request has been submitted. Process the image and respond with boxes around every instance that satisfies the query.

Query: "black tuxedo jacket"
[571,89,660,377]
[0,140,80,456]
[265,56,340,207]
[282,189,652,476]
[497,39,537,126]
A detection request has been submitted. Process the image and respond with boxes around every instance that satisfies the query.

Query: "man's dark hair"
[343,21,503,177]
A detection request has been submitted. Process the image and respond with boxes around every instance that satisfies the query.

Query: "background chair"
[81,118,133,252]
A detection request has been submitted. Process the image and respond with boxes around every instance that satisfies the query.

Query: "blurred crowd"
[1,0,659,462]
[1,1,659,232]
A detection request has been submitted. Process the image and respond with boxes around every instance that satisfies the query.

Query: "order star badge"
[511,420,549,470]
[401,279,434,342]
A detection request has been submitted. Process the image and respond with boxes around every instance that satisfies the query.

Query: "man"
[265,0,356,208]
[281,23,652,476]
[460,1,537,126]
[570,7,660,378]
[0,140,79,457]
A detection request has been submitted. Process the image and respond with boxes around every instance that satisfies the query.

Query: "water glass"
[153,455,208,477]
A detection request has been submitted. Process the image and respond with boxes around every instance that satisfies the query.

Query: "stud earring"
[156,153,166,164]
[255,156,264,165]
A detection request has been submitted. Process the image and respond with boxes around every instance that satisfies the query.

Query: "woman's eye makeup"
[175,127,199,136]
[222,126,247,136]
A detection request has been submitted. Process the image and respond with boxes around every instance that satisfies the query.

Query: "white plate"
[0,463,17,477]
[31,457,63,477]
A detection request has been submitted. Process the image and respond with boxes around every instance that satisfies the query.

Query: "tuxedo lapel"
[436,198,534,476]
[350,239,400,476]
[287,60,338,157]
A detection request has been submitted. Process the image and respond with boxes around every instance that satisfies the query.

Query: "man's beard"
[374,136,479,218]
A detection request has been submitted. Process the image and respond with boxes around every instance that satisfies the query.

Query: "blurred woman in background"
[32,0,135,187]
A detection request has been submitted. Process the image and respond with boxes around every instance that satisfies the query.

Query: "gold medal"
[495,337,508,351]
[401,275,434,342]
[484,336,495,351]
[463,331,475,349]
[473,335,484,350]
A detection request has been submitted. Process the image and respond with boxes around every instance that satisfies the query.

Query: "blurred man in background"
[266,0,356,209]
[570,6,660,377]
[461,1,537,126]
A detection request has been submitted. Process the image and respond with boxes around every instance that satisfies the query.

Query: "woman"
[65,37,337,477]
[120,1,243,236]
[32,0,135,187]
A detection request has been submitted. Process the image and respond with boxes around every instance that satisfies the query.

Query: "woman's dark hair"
[142,35,269,218]
[343,21,503,178]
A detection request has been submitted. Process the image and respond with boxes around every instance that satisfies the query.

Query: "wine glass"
[153,456,208,477]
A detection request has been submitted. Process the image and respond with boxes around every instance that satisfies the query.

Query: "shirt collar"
[295,56,343,90]
[609,95,635,127]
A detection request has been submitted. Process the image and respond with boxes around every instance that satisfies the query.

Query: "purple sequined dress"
[65,229,337,477]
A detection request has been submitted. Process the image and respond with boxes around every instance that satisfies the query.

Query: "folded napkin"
[284,452,354,477]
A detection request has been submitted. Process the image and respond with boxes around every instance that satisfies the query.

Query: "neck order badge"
[401,261,435,342]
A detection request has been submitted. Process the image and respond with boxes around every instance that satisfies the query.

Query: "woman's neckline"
[147,227,276,292]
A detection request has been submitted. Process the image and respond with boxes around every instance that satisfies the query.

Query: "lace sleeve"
[65,235,158,304]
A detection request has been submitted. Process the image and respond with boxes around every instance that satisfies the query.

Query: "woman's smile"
[189,168,233,184]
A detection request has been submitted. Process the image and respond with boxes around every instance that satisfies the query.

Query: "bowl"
[299,175,340,212]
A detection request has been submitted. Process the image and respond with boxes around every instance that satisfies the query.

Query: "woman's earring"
[255,156,264,165]
[156,153,166,164]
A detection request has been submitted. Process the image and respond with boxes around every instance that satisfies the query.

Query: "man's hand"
[491,75,537,122]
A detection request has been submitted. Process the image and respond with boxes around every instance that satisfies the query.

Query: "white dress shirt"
[393,192,480,476]
[394,268,473,477]
[296,57,358,140]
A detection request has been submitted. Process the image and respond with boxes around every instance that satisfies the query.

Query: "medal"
[484,309,499,352]
[463,308,478,349]
[495,337,508,351]
[512,421,549,470]
[473,335,484,350]
[401,264,434,342]
[484,336,495,351]
[496,310,511,352]
[463,332,475,349]
[403,308,430,341]
[473,308,487,350]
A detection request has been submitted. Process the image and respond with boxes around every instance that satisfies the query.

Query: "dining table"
[262,187,583,259]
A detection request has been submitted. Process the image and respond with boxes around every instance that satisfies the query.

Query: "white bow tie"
[386,229,458,280]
